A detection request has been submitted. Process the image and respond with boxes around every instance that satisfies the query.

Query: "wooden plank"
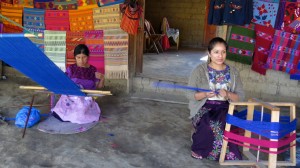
[268,109,280,168]
[243,103,254,152]
[290,104,297,165]
[135,0,145,74]
[250,98,280,111]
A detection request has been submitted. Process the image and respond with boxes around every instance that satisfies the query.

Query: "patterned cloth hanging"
[23,7,45,30]
[45,10,70,30]
[281,1,300,32]
[227,24,256,65]
[97,0,124,7]
[120,2,142,35]
[266,30,300,74]
[84,30,105,74]
[93,4,121,30]
[66,31,85,67]
[290,61,300,80]
[251,24,275,75]
[44,30,67,72]
[104,28,128,79]
[77,0,97,9]
[69,8,94,31]
[1,2,23,33]
[33,0,54,9]
[252,0,279,28]
[13,0,33,7]
[53,0,77,10]
[26,28,45,52]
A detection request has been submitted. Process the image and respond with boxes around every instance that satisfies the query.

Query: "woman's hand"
[194,91,215,101]
[95,72,104,80]
[218,89,228,98]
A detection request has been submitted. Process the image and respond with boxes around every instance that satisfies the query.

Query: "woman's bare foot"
[191,151,202,159]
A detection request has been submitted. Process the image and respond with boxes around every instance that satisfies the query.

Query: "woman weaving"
[186,37,245,160]
[51,44,105,124]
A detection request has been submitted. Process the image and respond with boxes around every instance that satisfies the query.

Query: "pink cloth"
[52,95,100,124]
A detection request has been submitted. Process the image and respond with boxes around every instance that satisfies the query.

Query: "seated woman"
[186,37,245,160]
[51,44,105,124]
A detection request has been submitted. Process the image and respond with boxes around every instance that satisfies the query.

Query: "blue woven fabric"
[226,109,297,139]
[0,36,85,96]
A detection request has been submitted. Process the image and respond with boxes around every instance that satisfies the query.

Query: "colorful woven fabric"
[53,0,77,10]
[26,28,45,52]
[78,0,97,8]
[285,17,300,34]
[104,28,128,79]
[93,4,121,30]
[1,2,23,33]
[290,61,300,80]
[66,31,85,67]
[84,30,104,73]
[274,0,285,29]
[23,8,45,30]
[44,30,67,72]
[282,1,300,32]
[69,8,94,31]
[45,10,70,30]
[33,0,54,9]
[251,24,275,75]
[97,0,124,7]
[252,0,279,28]
[0,23,3,32]
[120,3,142,35]
[266,30,300,74]
[13,0,33,7]
[227,24,256,65]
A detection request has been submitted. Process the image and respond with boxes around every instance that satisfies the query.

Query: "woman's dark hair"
[207,37,228,54]
[74,44,90,57]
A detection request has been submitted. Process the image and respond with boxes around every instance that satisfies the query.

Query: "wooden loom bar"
[0,33,43,38]
[19,85,112,95]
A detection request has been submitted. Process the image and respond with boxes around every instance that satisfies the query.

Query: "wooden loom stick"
[19,85,112,96]
[22,94,35,138]
[0,33,44,38]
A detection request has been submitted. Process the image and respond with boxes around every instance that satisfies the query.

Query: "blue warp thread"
[0,36,85,96]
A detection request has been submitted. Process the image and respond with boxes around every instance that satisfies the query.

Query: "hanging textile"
[45,10,70,31]
[0,36,85,96]
[77,0,97,9]
[44,30,67,72]
[208,0,253,25]
[69,8,94,31]
[227,24,256,65]
[13,0,33,7]
[281,1,300,32]
[26,28,45,52]
[274,0,286,29]
[104,28,128,79]
[93,4,121,30]
[97,0,124,7]
[53,0,77,10]
[285,17,300,34]
[33,0,54,9]
[66,31,85,67]
[252,0,279,28]
[23,8,45,30]
[120,2,142,35]
[290,61,300,80]
[266,30,300,74]
[1,2,23,33]
[251,24,275,75]
[84,30,105,74]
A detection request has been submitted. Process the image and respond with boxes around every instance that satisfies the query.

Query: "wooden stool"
[219,98,296,168]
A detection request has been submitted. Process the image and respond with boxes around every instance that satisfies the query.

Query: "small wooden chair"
[144,19,164,54]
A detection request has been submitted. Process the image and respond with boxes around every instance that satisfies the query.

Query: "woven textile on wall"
[23,7,45,30]
[97,0,124,7]
[45,10,70,30]
[266,30,300,74]
[282,1,300,33]
[44,30,67,72]
[0,37,85,96]
[227,24,256,65]
[93,4,121,30]
[53,0,77,10]
[13,0,33,7]
[120,3,142,35]
[251,24,275,75]
[77,0,97,9]
[252,0,279,28]
[69,8,94,31]
[104,28,128,79]
[33,0,54,9]
[84,30,105,73]
[290,61,300,80]
[66,31,85,67]
[26,28,45,52]
[1,2,23,33]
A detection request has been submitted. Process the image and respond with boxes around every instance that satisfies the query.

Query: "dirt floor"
[0,78,293,168]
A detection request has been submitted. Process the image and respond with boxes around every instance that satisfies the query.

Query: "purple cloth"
[66,64,100,89]
[191,100,242,160]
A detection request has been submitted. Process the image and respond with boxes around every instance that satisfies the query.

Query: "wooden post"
[22,94,35,138]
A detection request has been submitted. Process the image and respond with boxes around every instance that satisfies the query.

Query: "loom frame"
[219,98,296,168]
